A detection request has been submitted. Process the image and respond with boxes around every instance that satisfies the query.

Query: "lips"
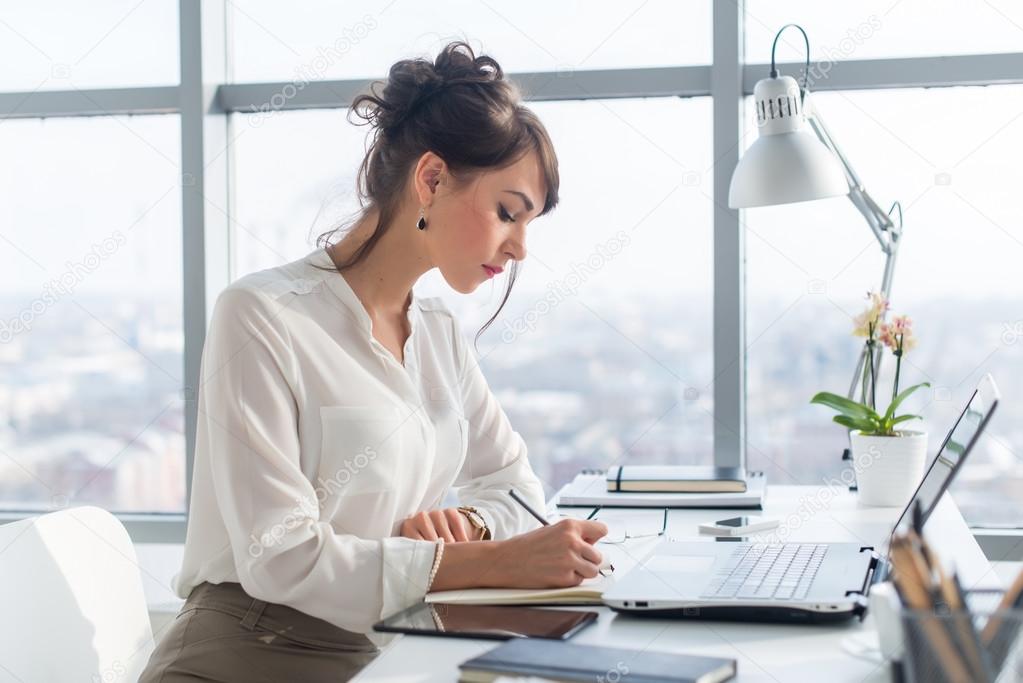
[482,264,504,275]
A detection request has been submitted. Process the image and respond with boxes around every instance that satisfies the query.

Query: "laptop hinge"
[844,547,880,621]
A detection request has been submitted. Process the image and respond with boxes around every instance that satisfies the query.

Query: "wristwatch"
[457,506,491,541]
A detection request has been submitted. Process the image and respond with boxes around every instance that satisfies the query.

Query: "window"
[230,97,714,492]
[0,1,179,91]
[229,0,711,83]
[743,86,1023,526]
[745,0,1023,63]
[5,2,1020,542]
[0,115,184,513]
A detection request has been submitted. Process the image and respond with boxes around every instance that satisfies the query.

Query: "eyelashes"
[498,204,515,223]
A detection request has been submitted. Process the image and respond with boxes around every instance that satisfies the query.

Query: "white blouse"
[174,247,547,638]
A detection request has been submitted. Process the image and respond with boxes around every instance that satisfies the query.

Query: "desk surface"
[355,485,999,682]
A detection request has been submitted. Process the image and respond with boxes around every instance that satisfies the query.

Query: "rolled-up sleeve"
[197,287,438,632]
[450,324,548,540]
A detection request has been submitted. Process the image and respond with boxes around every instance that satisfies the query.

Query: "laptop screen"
[889,374,999,541]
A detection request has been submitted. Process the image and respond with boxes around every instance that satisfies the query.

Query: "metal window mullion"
[212,51,1023,116]
[749,52,1023,93]
[215,64,713,112]
[179,0,229,543]
[711,0,746,469]
[0,86,180,119]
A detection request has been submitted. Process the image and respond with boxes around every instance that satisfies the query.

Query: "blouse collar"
[305,247,419,339]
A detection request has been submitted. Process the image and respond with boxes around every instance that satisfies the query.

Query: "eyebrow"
[502,189,535,213]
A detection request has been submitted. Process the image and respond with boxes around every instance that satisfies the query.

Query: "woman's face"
[425,151,546,294]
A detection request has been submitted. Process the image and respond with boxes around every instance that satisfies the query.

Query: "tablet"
[373,602,599,641]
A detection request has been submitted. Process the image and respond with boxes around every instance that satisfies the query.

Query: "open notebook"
[424,528,664,606]
[425,573,613,606]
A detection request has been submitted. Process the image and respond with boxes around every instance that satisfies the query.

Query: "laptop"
[603,374,1000,623]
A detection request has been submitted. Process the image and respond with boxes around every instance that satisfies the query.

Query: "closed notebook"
[607,465,747,493]
[558,472,765,509]
[458,639,736,683]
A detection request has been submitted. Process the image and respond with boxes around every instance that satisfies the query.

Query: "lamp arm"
[803,96,900,255]
[799,97,906,406]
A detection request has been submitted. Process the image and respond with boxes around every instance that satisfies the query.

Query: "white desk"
[355,486,999,682]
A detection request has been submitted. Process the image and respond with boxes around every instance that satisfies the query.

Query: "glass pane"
[0,1,179,91]
[230,0,711,83]
[745,0,1023,63]
[231,96,714,491]
[743,86,1023,527]
[0,115,184,513]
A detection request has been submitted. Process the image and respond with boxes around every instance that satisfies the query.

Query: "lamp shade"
[728,75,848,209]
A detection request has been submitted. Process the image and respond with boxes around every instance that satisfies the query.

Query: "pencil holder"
[900,590,1023,683]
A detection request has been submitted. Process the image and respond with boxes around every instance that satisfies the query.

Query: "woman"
[140,41,607,682]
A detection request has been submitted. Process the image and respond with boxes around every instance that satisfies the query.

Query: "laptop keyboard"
[700,544,828,601]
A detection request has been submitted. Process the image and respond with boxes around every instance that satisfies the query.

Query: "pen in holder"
[900,589,1023,683]
[889,501,1023,682]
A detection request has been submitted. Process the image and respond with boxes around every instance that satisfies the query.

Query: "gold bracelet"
[426,538,445,590]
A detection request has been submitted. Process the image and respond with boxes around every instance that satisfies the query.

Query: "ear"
[412,151,448,207]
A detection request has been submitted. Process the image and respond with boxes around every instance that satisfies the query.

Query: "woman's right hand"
[491,518,609,588]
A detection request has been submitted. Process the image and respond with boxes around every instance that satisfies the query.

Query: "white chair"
[0,505,154,683]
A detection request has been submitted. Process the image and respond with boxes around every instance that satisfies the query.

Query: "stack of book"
[890,505,1023,682]
[556,466,765,508]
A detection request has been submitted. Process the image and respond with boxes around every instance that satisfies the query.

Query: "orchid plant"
[810,291,929,437]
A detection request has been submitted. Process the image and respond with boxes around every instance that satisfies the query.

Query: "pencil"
[890,536,973,683]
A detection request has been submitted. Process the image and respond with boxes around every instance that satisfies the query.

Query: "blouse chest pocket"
[318,406,407,497]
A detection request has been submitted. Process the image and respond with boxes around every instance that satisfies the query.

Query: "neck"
[327,205,433,319]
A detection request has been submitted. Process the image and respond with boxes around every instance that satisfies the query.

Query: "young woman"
[140,42,607,682]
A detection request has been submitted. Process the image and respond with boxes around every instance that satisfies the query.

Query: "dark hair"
[315,41,560,348]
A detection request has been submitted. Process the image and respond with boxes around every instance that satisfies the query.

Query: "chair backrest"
[0,506,154,683]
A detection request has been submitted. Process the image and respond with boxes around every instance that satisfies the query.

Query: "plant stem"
[866,323,877,412]
[861,344,869,405]
[892,334,903,404]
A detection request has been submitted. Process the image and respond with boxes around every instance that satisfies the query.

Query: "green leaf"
[882,382,931,423]
[832,414,881,433]
[810,392,879,420]
[890,414,922,426]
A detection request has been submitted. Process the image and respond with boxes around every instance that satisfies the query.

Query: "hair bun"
[353,41,509,135]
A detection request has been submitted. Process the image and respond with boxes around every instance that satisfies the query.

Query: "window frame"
[0,0,1020,552]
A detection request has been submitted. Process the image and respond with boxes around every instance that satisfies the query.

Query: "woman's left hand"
[399,508,480,542]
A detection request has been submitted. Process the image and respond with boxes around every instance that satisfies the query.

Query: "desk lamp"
[729,24,904,471]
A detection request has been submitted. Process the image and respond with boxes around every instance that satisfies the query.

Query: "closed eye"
[498,204,515,223]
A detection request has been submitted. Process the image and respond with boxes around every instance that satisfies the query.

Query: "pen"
[507,488,614,576]
[508,488,550,526]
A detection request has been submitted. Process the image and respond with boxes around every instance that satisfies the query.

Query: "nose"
[504,226,527,262]
[505,244,526,263]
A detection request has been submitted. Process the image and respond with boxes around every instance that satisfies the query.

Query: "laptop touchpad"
[642,555,716,574]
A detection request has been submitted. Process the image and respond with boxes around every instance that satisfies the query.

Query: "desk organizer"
[900,589,1022,683]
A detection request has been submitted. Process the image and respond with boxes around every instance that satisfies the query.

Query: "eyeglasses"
[586,507,669,545]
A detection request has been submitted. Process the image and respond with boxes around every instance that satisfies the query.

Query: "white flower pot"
[849,430,928,507]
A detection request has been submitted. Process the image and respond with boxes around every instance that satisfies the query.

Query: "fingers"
[577,520,609,543]
[553,518,607,543]
[443,508,471,542]
[577,541,604,567]
[415,512,439,541]
[429,510,457,543]
[400,508,482,543]
[572,553,601,580]
[398,518,421,540]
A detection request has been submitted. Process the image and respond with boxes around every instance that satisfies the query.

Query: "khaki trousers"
[138,581,380,682]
